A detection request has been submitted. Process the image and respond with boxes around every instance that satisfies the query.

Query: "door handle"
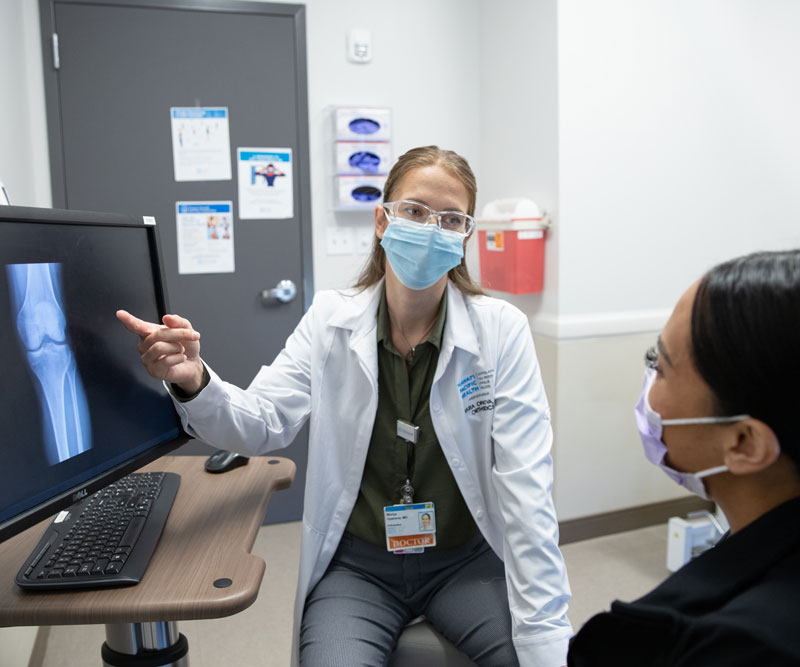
[261,279,297,306]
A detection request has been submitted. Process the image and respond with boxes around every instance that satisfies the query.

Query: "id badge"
[383,502,436,554]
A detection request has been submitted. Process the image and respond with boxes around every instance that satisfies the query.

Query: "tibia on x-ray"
[6,263,91,464]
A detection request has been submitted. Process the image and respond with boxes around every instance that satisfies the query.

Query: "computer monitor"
[0,205,190,544]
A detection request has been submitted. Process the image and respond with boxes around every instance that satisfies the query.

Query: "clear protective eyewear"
[382,200,476,236]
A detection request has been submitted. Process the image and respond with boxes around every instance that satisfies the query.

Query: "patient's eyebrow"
[657,335,673,368]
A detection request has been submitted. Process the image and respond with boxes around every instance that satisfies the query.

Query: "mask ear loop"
[644,368,750,426]
[662,415,750,426]
[694,464,729,479]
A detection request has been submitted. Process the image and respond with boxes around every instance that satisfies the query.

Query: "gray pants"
[299,532,519,667]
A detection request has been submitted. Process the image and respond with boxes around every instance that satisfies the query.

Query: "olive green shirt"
[344,286,479,550]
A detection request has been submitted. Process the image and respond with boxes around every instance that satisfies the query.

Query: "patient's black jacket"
[568,496,800,666]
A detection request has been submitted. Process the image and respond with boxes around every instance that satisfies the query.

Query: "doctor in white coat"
[118,146,572,666]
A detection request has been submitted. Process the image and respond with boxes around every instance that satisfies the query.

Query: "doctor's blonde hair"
[352,145,484,296]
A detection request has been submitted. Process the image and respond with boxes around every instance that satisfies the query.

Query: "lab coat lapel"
[326,282,381,389]
[436,283,480,381]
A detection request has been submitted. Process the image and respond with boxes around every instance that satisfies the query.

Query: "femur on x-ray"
[6,262,92,464]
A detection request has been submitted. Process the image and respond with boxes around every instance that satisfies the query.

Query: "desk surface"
[0,455,295,627]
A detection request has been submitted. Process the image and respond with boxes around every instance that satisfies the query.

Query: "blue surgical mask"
[634,367,750,500]
[380,218,465,290]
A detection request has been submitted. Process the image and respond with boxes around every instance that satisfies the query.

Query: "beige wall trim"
[530,309,670,339]
[27,626,50,667]
[558,497,714,545]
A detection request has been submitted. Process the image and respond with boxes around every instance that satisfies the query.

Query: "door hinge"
[52,33,60,70]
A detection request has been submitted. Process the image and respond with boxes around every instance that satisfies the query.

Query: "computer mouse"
[204,449,250,474]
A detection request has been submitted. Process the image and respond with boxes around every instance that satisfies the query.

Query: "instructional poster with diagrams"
[237,147,293,219]
[170,107,232,181]
[175,201,234,274]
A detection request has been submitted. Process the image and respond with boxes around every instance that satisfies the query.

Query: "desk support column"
[102,622,189,666]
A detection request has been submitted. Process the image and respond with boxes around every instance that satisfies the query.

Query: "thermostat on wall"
[347,28,372,63]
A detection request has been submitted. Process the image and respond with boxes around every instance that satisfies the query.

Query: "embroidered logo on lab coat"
[458,370,495,415]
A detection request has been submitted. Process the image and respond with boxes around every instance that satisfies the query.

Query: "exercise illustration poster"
[237,147,294,219]
[175,201,234,275]
[170,107,232,182]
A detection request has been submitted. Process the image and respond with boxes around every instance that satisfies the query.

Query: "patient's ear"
[723,418,781,474]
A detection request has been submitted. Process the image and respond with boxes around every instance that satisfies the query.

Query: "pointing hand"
[116,310,204,394]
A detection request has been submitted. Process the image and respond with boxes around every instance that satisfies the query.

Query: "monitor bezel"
[0,205,191,543]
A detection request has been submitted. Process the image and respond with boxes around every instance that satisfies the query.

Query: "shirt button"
[432,404,441,412]
[476,509,485,520]
[451,457,460,467]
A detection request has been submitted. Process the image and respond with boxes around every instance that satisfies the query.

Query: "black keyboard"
[15,471,180,590]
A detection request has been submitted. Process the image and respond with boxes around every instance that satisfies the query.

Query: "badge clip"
[400,479,414,505]
[396,419,419,444]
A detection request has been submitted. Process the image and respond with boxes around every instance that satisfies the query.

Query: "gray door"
[38,0,312,523]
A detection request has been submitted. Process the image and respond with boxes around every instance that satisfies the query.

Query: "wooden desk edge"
[0,455,296,627]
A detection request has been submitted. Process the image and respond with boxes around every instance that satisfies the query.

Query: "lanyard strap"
[397,420,418,503]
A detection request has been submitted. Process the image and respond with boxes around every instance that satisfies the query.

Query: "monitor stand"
[103,621,188,666]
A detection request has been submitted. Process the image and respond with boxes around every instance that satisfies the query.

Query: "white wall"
[0,0,50,208]
[477,0,800,519]
[477,0,560,318]
[546,333,695,520]
[551,0,800,517]
[557,0,800,325]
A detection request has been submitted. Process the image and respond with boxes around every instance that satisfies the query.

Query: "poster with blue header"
[175,201,234,274]
[237,147,293,219]
[170,107,232,181]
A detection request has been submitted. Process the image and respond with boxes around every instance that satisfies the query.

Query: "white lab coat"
[171,281,572,666]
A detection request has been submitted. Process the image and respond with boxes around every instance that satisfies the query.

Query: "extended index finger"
[116,309,159,338]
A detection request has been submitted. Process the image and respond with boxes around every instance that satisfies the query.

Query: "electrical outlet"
[354,225,375,255]
[327,226,355,256]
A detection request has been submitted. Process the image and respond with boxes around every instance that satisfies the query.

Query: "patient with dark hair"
[568,249,800,666]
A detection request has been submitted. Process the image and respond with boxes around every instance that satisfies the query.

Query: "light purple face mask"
[634,367,749,500]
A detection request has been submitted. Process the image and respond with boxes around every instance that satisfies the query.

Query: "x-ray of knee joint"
[6,262,92,464]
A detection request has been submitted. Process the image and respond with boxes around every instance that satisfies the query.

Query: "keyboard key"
[91,559,109,575]
[119,516,146,548]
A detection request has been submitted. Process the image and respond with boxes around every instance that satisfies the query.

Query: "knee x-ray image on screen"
[0,211,185,539]
[0,208,190,544]
[6,262,92,464]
